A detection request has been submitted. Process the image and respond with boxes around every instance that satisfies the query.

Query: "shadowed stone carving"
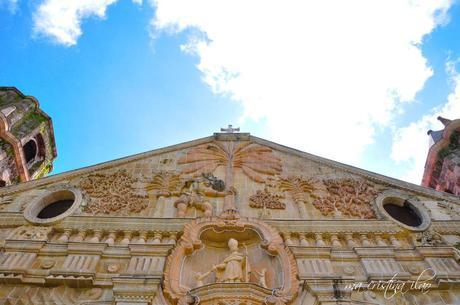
[249,188,285,210]
[313,178,377,219]
[80,169,148,215]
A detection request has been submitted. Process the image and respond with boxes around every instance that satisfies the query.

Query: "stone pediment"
[1,132,460,305]
[0,132,458,223]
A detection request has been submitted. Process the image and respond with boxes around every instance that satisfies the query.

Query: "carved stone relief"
[278,176,319,218]
[415,229,445,246]
[312,178,378,219]
[249,188,285,210]
[174,174,226,217]
[146,171,182,198]
[8,225,52,241]
[0,286,108,304]
[178,141,282,212]
[163,216,298,305]
[80,169,148,215]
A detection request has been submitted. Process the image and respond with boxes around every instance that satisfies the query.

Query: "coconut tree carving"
[178,141,282,212]
[146,171,182,197]
[278,176,318,218]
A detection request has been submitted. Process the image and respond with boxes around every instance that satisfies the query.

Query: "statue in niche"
[174,173,226,217]
[197,238,250,284]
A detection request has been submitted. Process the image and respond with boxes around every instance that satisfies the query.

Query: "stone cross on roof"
[220,125,240,133]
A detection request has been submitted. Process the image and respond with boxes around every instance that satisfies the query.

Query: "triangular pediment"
[1,133,459,222]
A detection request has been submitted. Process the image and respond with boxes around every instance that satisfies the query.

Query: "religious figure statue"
[194,238,250,286]
[213,238,250,283]
[174,173,226,217]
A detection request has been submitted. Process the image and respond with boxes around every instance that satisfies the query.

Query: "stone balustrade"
[280,231,413,248]
[50,229,180,246]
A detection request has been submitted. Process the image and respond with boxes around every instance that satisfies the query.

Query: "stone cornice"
[1,214,459,235]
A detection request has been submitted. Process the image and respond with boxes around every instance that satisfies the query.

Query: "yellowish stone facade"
[0,131,459,304]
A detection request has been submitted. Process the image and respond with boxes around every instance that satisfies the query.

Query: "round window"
[376,192,430,231]
[24,187,82,224]
[383,200,422,227]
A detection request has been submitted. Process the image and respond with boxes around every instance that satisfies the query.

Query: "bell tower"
[422,116,460,195]
[0,87,57,187]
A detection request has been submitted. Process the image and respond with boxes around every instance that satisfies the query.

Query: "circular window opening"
[383,200,422,227]
[37,199,74,219]
[24,188,81,224]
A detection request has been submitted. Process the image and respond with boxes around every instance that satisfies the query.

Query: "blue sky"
[1,0,459,184]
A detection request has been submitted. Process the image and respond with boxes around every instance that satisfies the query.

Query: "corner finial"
[437,116,452,126]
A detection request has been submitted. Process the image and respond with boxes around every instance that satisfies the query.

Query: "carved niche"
[79,169,148,215]
[312,178,378,219]
[163,216,298,305]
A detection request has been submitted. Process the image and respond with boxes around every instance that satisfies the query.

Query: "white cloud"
[391,59,460,183]
[33,0,118,46]
[32,0,145,46]
[151,0,453,166]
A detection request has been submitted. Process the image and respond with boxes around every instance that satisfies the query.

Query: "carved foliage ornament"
[163,217,299,305]
[146,171,182,197]
[178,141,282,183]
[80,169,148,215]
[178,141,282,212]
[313,178,378,219]
[249,189,285,209]
[278,176,318,217]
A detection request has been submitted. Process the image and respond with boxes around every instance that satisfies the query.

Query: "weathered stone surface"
[0,130,458,304]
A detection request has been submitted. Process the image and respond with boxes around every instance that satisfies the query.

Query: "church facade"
[0,89,460,304]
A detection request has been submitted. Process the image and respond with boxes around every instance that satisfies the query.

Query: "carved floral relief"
[249,188,285,209]
[312,178,378,219]
[79,169,148,215]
